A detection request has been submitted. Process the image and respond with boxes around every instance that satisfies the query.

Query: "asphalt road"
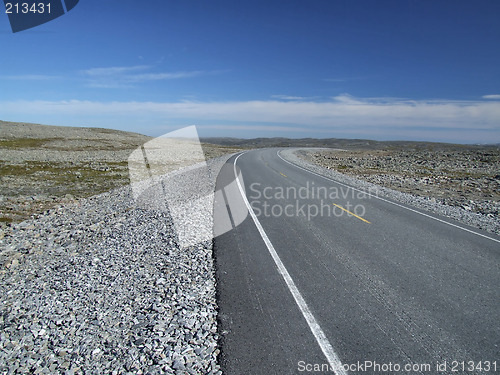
[214,148,500,375]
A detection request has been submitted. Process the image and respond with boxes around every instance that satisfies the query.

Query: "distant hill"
[200,136,500,151]
[201,137,382,149]
[0,120,151,146]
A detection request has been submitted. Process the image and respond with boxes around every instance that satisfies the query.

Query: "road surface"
[214,148,500,375]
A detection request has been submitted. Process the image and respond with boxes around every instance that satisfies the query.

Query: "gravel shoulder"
[0,121,242,374]
[0,155,231,375]
[281,148,500,235]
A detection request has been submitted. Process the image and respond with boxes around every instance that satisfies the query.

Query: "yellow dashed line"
[332,203,371,224]
[280,172,288,178]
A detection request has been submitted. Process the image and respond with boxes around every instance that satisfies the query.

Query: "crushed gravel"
[0,156,231,374]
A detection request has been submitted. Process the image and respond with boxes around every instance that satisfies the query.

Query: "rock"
[0,156,229,374]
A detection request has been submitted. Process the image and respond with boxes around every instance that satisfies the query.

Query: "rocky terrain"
[295,144,500,234]
[0,121,241,374]
[0,158,230,374]
[1,121,498,373]
[0,121,241,227]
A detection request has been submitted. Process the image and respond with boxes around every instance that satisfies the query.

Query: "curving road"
[214,149,500,375]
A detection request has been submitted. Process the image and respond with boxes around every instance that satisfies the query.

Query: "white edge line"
[234,152,348,375]
[277,150,500,244]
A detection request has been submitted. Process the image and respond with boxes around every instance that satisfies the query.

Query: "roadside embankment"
[0,155,230,374]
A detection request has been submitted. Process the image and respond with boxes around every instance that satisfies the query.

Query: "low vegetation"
[0,121,241,227]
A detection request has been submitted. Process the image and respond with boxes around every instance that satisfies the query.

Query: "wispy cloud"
[271,95,315,101]
[483,94,500,100]
[1,95,499,142]
[81,65,151,76]
[0,74,59,80]
[81,65,208,88]
[124,71,204,82]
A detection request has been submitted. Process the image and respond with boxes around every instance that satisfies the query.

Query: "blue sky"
[1,0,499,143]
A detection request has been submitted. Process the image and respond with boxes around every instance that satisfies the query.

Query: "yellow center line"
[280,172,288,177]
[332,203,371,224]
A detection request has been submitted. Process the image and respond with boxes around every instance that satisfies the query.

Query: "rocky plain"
[304,144,500,224]
[0,121,239,227]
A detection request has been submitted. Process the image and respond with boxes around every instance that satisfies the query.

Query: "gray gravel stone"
[0,155,231,374]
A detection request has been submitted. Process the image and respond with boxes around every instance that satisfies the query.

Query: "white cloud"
[483,94,500,100]
[85,82,132,89]
[81,65,151,76]
[81,65,207,87]
[1,95,499,142]
[204,124,311,133]
[124,71,204,82]
[0,74,59,80]
[271,95,308,100]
